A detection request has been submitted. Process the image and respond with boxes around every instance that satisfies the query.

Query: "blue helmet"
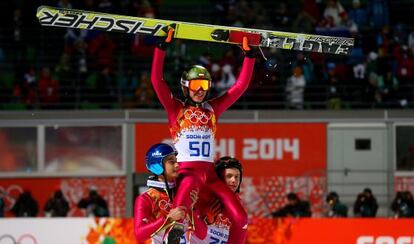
[145,143,178,175]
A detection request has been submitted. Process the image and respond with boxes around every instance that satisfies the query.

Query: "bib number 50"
[189,141,210,157]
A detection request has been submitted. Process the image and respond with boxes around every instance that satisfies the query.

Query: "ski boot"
[166,223,185,244]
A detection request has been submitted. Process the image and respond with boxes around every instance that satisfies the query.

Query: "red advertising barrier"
[0,177,126,217]
[135,123,327,176]
[1,217,413,244]
[248,218,414,244]
[135,122,327,216]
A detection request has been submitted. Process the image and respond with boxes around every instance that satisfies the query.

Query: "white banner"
[0,218,101,244]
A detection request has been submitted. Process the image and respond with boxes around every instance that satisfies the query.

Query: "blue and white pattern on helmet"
[145,143,177,175]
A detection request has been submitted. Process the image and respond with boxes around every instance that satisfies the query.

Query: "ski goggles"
[187,79,211,92]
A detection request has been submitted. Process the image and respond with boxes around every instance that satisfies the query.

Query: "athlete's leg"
[174,165,204,209]
[172,162,208,240]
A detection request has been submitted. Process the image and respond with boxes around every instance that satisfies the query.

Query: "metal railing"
[0,84,412,110]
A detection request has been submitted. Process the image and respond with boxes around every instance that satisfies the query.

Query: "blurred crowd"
[270,188,414,218]
[1,186,413,218]
[0,0,414,109]
[0,186,109,218]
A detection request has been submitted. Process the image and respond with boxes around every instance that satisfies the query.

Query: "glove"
[241,36,257,58]
[157,24,176,50]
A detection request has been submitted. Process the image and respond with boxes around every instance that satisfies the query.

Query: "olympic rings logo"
[0,234,37,244]
[0,185,23,211]
[184,109,212,125]
[158,199,172,212]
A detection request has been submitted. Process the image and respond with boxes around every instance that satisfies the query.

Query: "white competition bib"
[175,128,215,162]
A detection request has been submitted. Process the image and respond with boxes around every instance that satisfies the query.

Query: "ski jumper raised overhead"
[151,27,255,244]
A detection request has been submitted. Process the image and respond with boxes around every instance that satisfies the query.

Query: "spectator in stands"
[57,0,72,9]
[197,52,212,71]
[272,2,292,30]
[319,0,347,28]
[77,186,109,217]
[210,63,222,97]
[353,188,378,217]
[209,0,230,25]
[11,190,39,217]
[44,189,70,217]
[0,190,5,217]
[292,7,318,35]
[271,192,312,217]
[88,33,116,69]
[21,67,37,108]
[96,66,116,107]
[1,0,411,111]
[393,24,408,46]
[38,67,59,109]
[365,72,382,107]
[302,0,321,22]
[408,27,414,51]
[293,53,315,84]
[119,69,138,108]
[234,0,258,27]
[219,49,238,70]
[135,72,154,108]
[378,70,399,107]
[349,36,366,68]
[97,0,115,14]
[73,40,90,82]
[395,46,414,105]
[391,191,414,218]
[325,63,343,109]
[170,39,191,78]
[12,7,25,77]
[365,52,379,80]
[368,0,390,29]
[338,11,359,33]
[0,48,4,64]
[54,53,72,85]
[326,191,348,217]
[286,66,306,109]
[348,0,368,29]
[376,27,392,51]
[215,64,236,96]
[138,0,155,18]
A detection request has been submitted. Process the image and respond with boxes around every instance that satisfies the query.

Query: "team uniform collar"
[147,179,176,189]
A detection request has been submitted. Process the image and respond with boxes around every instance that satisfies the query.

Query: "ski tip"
[37,5,47,13]
[36,5,53,18]
[36,6,46,18]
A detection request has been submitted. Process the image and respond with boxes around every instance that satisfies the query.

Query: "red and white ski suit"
[134,180,206,243]
[151,47,255,244]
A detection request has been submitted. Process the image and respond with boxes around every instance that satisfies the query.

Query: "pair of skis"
[36,6,354,56]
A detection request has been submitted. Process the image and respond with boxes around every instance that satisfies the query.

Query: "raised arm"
[151,47,180,118]
[210,37,256,117]
[210,56,255,117]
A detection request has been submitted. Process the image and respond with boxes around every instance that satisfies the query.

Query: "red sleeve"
[134,193,168,241]
[210,57,255,118]
[151,47,181,124]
